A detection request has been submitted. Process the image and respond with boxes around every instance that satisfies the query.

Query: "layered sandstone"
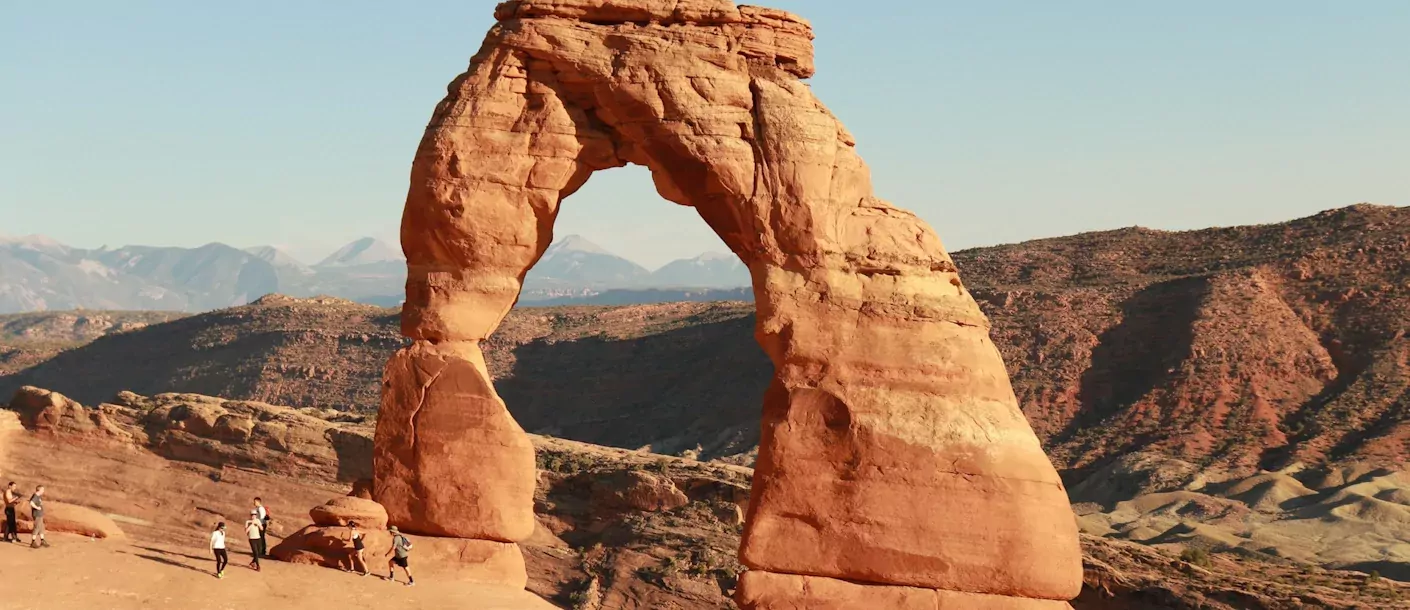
[270,495,527,588]
[6,387,372,483]
[16,501,126,540]
[378,0,1081,605]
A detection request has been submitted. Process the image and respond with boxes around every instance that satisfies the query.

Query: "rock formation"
[5,387,372,483]
[271,495,527,588]
[16,501,125,540]
[376,0,1081,605]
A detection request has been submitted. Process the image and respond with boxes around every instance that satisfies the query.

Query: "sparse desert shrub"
[1180,546,1212,568]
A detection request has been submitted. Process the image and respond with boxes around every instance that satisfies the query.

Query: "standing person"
[346,521,368,576]
[210,522,229,578]
[385,526,414,586]
[244,511,264,571]
[2,482,19,543]
[252,497,271,558]
[29,485,47,548]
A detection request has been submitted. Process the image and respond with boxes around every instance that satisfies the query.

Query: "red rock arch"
[375,1,1081,607]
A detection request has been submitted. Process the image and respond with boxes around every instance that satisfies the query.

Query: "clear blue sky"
[3,1,1407,268]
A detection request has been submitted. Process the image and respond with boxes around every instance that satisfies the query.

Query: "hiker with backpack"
[385,526,414,586]
[252,497,272,558]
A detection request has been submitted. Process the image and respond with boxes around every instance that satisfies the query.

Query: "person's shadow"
[123,551,210,575]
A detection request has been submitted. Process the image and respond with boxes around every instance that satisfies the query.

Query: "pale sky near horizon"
[2,2,1407,269]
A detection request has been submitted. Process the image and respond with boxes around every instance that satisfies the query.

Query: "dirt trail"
[0,533,555,609]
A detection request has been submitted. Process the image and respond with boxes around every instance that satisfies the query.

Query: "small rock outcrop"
[271,496,526,588]
[9,386,133,441]
[309,496,388,528]
[376,0,1081,606]
[591,471,690,513]
[17,501,125,540]
[5,387,372,482]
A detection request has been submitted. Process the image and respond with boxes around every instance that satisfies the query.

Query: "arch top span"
[375,2,1083,607]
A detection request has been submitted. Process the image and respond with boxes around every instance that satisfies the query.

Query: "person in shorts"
[2,482,19,542]
[385,526,414,586]
[29,485,47,548]
[346,521,368,576]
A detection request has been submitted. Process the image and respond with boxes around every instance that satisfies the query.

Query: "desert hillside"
[3,205,1406,477]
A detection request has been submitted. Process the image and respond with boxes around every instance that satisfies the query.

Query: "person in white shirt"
[210,522,228,578]
[245,512,264,571]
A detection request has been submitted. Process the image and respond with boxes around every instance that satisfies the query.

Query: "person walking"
[346,521,368,576]
[2,482,19,543]
[245,511,264,571]
[210,522,229,578]
[252,495,270,555]
[29,485,48,548]
[252,497,271,558]
[385,526,414,586]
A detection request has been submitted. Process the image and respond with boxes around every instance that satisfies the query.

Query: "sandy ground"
[0,426,560,610]
[0,533,556,610]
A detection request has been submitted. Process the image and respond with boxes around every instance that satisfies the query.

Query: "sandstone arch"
[374,1,1082,607]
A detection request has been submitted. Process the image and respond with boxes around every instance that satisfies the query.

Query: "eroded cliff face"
[376,0,1081,606]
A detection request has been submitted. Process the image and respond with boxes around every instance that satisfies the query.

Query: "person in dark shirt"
[29,485,48,548]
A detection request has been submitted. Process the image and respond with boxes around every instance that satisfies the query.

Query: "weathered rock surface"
[5,388,372,482]
[271,496,527,588]
[309,496,389,529]
[379,0,1080,604]
[375,341,536,541]
[17,501,126,540]
[737,571,1074,610]
[591,470,690,512]
[9,386,133,441]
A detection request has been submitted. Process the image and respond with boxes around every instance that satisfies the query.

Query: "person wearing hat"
[244,511,265,571]
[385,526,414,586]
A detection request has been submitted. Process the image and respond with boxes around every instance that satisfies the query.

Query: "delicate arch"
[375,1,1081,607]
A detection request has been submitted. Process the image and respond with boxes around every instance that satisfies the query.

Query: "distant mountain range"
[0,233,750,314]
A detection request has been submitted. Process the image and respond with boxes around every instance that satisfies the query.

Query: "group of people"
[206,497,272,578]
[1,482,47,548]
[1,484,415,585]
[207,497,415,585]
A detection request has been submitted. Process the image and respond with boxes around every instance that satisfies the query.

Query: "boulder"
[7,386,134,441]
[271,525,526,588]
[17,501,125,540]
[592,471,689,512]
[310,496,388,529]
